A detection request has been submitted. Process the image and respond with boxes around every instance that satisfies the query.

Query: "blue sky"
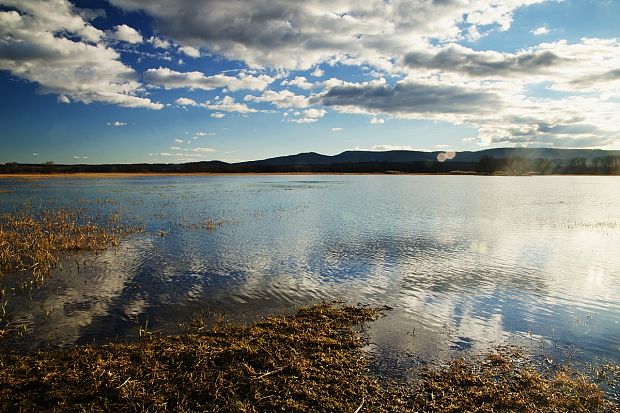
[1,0,619,164]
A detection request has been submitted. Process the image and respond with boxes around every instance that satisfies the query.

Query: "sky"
[1,0,620,164]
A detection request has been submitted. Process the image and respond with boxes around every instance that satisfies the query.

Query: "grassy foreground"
[0,303,617,413]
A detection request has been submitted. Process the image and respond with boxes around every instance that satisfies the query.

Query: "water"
[1,175,619,380]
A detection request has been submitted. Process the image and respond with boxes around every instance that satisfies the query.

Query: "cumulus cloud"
[201,96,258,113]
[570,68,620,90]
[371,144,417,151]
[175,97,197,106]
[148,36,171,49]
[315,78,502,117]
[287,108,326,123]
[5,0,620,149]
[402,44,562,78]
[331,127,343,131]
[107,121,127,126]
[107,0,545,70]
[178,45,200,58]
[244,89,310,109]
[532,26,550,36]
[108,24,143,44]
[0,0,162,109]
[311,67,324,77]
[144,67,275,91]
[281,76,314,90]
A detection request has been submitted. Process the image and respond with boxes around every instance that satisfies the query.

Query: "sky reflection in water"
[1,175,619,375]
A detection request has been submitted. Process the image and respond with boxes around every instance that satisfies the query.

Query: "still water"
[1,175,619,376]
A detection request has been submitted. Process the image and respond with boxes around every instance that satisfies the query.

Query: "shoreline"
[1,171,616,179]
[1,304,617,412]
[0,172,476,179]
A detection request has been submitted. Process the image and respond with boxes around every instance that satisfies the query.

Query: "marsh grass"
[0,304,617,413]
[408,350,618,412]
[0,207,137,283]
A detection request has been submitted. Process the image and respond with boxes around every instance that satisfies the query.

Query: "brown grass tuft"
[0,304,617,412]
[0,208,137,283]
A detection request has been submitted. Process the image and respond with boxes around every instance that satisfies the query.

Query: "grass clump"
[0,208,134,282]
[408,351,619,412]
[0,303,394,412]
[0,304,617,412]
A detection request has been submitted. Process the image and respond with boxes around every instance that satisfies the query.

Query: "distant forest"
[2,150,620,175]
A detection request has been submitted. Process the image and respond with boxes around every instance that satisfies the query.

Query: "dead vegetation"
[0,303,617,413]
[408,351,618,412]
[0,208,137,283]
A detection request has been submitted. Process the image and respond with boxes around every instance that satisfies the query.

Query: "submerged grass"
[0,303,617,413]
[0,208,136,283]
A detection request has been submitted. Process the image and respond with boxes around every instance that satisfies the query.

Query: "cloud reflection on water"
[1,175,619,370]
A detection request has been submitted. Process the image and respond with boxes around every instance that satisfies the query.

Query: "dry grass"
[0,304,394,413]
[0,304,617,413]
[0,208,136,282]
[408,350,618,412]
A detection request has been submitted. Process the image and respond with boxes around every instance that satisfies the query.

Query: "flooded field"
[1,175,619,396]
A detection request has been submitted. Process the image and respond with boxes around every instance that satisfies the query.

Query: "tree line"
[1,155,619,175]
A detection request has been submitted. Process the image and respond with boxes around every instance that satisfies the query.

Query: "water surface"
[1,175,619,383]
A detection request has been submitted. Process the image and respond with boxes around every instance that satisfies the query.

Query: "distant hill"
[241,148,620,166]
[2,148,620,175]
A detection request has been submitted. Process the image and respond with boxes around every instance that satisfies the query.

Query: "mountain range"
[1,148,620,175]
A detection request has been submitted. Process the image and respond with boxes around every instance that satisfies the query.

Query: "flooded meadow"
[1,174,619,402]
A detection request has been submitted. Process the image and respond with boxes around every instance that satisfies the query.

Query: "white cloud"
[331,127,343,131]
[371,145,417,151]
[194,132,208,136]
[5,0,620,149]
[107,121,127,127]
[192,147,216,152]
[201,96,257,113]
[148,36,171,49]
[32,153,39,156]
[288,108,326,123]
[108,0,546,70]
[174,138,184,143]
[281,76,314,90]
[311,67,324,77]
[175,97,197,106]
[244,89,310,109]
[0,1,162,109]
[109,24,143,44]
[170,146,183,150]
[144,67,275,91]
[178,45,200,58]
[532,26,550,36]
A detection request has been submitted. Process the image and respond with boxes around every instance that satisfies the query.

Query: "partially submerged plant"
[0,207,137,283]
